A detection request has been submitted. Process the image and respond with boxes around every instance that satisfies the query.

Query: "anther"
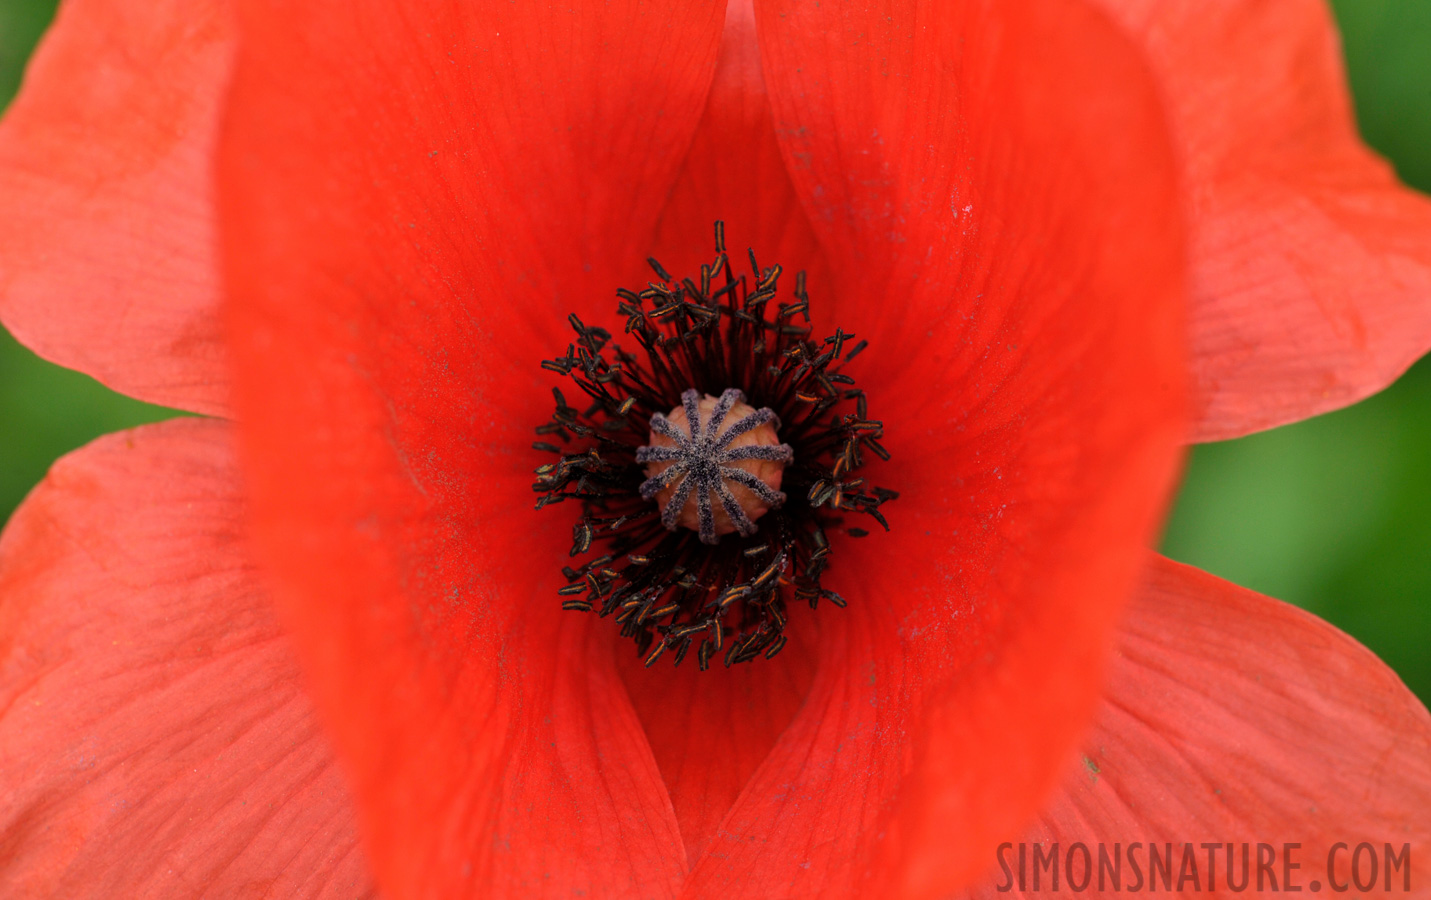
[637,388,793,545]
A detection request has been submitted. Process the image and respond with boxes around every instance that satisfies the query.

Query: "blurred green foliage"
[0,0,1428,702]
[1331,0,1431,191]
[0,0,53,103]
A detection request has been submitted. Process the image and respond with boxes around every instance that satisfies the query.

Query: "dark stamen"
[533,222,895,668]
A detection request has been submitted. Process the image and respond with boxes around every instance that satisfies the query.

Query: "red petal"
[0,0,234,416]
[616,619,819,867]
[0,419,370,896]
[648,0,831,303]
[960,555,1431,898]
[1097,0,1431,440]
[221,2,727,896]
[669,1,1187,896]
[625,0,827,865]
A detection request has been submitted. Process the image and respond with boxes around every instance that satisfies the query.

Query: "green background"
[1,1,1428,702]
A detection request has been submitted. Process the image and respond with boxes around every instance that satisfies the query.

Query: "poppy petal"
[673,1,1185,896]
[221,2,726,896]
[0,0,234,416]
[648,0,831,308]
[960,555,1431,898]
[0,418,371,897]
[1097,0,1431,440]
[623,0,827,864]
[616,619,819,867]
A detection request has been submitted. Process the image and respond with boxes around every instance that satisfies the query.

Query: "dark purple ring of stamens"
[532,221,896,669]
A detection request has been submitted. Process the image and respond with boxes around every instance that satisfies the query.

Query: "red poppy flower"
[2,0,1429,898]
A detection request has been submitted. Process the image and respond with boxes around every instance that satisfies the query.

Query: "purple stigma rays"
[637,388,793,545]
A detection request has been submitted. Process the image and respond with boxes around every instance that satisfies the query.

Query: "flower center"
[533,222,896,669]
[639,389,792,544]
